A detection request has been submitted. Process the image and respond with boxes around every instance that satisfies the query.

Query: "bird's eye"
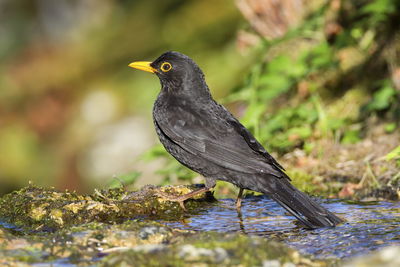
[160,62,172,72]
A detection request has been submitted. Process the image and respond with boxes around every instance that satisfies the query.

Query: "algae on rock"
[99,231,332,267]
[0,218,332,267]
[0,184,215,232]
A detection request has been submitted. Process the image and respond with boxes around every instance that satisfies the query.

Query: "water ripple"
[161,196,400,259]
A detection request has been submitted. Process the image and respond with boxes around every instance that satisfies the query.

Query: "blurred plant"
[142,144,197,185]
[107,171,141,189]
[386,145,400,164]
[361,0,397,27]
[0,0,244,194]
[365,80,399,113]
[385,145,400,187]
[234,0,400,154]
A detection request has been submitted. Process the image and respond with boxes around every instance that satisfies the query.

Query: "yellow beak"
[128,61,157,73]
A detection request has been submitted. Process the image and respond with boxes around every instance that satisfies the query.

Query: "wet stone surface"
[0,184,215,232]
[98,232,330,267]
[162,195,400,259]
[0,185,399,266]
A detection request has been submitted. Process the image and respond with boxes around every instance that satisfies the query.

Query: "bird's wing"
[227,116,285,172]
[154,104,284,177]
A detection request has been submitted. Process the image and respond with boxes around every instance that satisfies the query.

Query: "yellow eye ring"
[160,62,172,72]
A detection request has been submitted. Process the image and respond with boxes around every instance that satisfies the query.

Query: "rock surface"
[0,184,214,232]
[1,185,398,266]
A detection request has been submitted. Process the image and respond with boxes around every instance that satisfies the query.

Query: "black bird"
[129,51,343,229]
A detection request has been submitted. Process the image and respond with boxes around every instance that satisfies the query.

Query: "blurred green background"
[0,0,247,194]
[0,0,399,197]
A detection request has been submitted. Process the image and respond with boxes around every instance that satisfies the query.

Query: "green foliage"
[0,0,244,194]
[259,101,318,152]
[107,172,141,189]
[384,122,397,133]
[366,81,398,112]
[142,145,197,184]
[156,160,197,185]
[362,0,397,26]
[230,40,337,151]
[386,146,400,163]
[341,129,362,145]
[304,42,336,71]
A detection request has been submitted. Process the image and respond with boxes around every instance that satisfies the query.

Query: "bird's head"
[129,51,210,97]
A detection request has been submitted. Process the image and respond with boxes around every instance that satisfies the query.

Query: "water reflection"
[161,196,400,259]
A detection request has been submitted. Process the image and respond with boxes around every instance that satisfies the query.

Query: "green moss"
[0,184,215,233]
[0,218,179,265]
[287,169,317,194]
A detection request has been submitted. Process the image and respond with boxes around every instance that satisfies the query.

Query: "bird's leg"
[235,188,244,211]
[155,179,216,211]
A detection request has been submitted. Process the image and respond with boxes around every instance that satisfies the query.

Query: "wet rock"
[0,184,215,232]
[0,228,45,266]
[263,261,297,267]
[1,218,331,266]
[178,244,228,263]
[342,246,400,267]
[0,219,178,265]
[99,232,331,267]
[0,185,333,266]
[132,244,167,253]
[138,225,171,241]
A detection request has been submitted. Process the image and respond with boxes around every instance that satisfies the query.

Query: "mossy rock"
[0,218,333,266]
[100,231,332,267]
[0,184,215,232]
[0,219,176,265]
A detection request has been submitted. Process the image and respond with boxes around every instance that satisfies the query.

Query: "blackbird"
[129,51,342,228]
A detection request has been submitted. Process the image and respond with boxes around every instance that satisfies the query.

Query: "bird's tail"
[259,177,343,229]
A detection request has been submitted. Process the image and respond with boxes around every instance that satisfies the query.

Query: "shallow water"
[161,196,400,259]
[1,196,399,263]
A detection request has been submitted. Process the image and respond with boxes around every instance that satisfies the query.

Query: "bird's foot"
[154,190,190,210]
[154,186,211,211]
